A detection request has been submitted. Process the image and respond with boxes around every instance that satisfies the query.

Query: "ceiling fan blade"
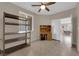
[38,9,41,12]
[32,5,41,6]
[45,7,50,12]
[45,2,56,6]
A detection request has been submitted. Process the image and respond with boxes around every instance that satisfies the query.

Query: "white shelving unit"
[1,12,32,55]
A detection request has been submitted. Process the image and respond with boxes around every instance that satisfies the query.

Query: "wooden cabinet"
[40,25,52,40]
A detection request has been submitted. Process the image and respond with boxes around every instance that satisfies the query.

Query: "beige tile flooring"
[6,40,79,56]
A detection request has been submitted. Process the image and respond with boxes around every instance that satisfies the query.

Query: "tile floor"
[6,40,79,56]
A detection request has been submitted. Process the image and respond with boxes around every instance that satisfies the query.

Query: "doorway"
[51,17,72,48]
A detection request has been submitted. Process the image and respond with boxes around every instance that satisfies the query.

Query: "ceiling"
[11,2,77,15]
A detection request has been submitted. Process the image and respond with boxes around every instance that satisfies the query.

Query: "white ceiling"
[11,2,77,15]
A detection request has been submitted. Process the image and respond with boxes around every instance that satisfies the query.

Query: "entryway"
[51,17,72,48]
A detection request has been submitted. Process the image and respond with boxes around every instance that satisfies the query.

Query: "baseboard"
[52,39,60,41]
[52,39,56,40]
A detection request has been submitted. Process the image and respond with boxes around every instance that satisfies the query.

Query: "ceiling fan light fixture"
[41,5,45,9]
[32,2,56,12]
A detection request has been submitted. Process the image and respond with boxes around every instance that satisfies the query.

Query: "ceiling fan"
[32,2,56,12]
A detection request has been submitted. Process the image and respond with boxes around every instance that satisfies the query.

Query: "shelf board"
[5,36,25,44]
[4,12,31,21]
[5,32,31,35]
[5,40,25,49]
[5,22,30,26]
[5,36,31,44]
[0,43,30,55]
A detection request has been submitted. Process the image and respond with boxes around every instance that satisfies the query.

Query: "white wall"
[75,3,79,52]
